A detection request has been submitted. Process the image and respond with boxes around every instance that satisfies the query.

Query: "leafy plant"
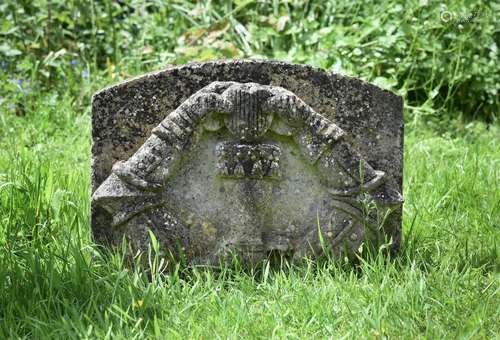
[1,0,498,121]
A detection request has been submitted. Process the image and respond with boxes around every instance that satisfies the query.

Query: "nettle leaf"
[0,43,22,56]
[181,27,208,45]
[51,188,68,217]
[276,15,290,32]
[430,86,441,99]
[1,21,18,35]
[198,47,217,60]
[213,41,241,57]
[379,34,397,47]
[374,76,397,90]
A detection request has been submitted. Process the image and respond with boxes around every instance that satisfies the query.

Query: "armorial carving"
[91,61,404,265]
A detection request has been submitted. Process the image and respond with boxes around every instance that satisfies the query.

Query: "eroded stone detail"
[216,142,281,179]
[92,77,403,265]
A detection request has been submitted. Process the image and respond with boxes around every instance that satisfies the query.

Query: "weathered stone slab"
[91,60,403,265]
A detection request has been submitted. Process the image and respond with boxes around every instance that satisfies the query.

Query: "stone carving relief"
[92,81,403,265]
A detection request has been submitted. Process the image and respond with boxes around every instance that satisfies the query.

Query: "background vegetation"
[0,0,498,338]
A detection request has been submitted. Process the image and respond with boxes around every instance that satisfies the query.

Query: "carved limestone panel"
[92,74,403,265]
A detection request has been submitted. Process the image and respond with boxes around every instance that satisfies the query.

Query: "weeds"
[0,0,499,338]
[1,0,498,121]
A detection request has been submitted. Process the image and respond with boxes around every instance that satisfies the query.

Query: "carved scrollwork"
[92,81,403,264]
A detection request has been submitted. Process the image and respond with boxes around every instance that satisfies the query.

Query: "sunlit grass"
[0,97,498,337]
[0,0,499,338]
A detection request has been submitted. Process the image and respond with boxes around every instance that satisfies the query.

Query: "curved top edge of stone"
[92,58,402,101]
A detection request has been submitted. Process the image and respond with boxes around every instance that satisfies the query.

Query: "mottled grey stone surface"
[91,59,403,265]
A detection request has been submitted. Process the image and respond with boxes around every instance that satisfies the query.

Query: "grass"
[0,0,499,338]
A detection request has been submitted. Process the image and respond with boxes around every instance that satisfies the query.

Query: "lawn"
[0,1,498,338]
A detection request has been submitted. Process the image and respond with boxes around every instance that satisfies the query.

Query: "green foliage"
[0,0,498,121]
[0,101,498,337]
[0,1,499,338]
